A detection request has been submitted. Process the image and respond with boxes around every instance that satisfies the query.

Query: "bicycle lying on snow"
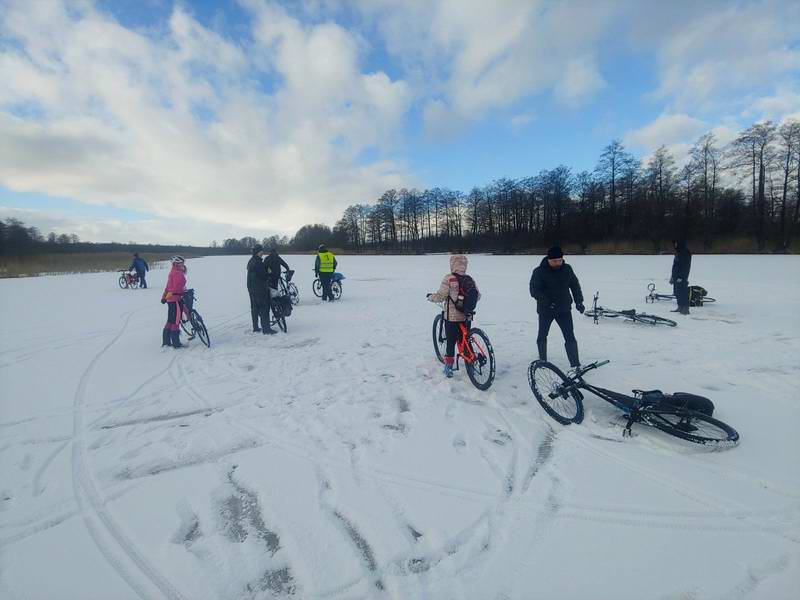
[432,311,496,390]
[528,359,739,445]
[586,292,677,327]
[646,283,716,305]
[179,289,211,348]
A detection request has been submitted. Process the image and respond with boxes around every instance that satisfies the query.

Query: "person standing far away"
[246,244,276,335]
[315,244,337,302]
[529,246,584,370]
[130,252,149,288]
[670,239,692,315]
[161,256,187,348]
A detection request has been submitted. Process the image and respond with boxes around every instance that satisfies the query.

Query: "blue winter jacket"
[130,257,149,272]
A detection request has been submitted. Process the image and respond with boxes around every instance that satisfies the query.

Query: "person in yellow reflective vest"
[314,244,338,301]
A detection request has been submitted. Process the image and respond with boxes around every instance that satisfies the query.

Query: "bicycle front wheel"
[118,275,128,289]
[464,328,495,391]
[632,314,677,327]
[331,281,342,300]
[312,279,322,297]
[641,408,738,445]
[288,282,300,305]
[272,304,287,333]
[191,311,211,347]
[431,313,447,364]
[528,360,584,425]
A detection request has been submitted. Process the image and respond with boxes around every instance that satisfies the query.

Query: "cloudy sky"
[1,0,798,245]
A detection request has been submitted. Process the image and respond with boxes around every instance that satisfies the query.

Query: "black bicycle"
[586,292,676,326]
[527,359,738,445]
[278,269,299,306]
[179,289,211,347]
[432,311,496,390]
[312,272,343,300]
[646,283,716,305]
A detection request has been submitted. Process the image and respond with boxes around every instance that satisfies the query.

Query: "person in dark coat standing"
[246,245,276,334]
[670,240,692,315]
[264,247,290,292]
[129,253,149,288]
[529,246,584,368]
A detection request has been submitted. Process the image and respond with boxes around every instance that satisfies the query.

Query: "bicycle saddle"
[632,388,663,397]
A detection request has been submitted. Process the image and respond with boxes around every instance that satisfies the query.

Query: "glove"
[426,293,432,299]
[161,298,166,304]
[669,278,674,285]
[576,303,585,314]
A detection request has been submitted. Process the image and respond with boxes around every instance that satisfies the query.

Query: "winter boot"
[162,328,172,347]
[679,306,690,315]
[443,356,454,378]
[263,327,277,335]
[170,329,183,348]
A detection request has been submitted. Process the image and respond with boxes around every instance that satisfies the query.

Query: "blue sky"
[1,0,798,245]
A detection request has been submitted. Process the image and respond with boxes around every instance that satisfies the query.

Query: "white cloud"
[0,0,414,238]
[554,55,606,108]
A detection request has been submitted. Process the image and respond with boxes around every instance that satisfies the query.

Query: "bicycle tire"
[331,281,342,300]
[528,360,584,425]
[640,408,738,445]
[312,279,323,297]
[272,303,287,333]
[118,275,128,289]
[288,282,300,305]
[632,314,678,327]
[432,313,447,364]
[191,311,211,347]
[464,328,495,391]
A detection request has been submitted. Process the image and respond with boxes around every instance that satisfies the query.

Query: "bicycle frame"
[435,313,482,368]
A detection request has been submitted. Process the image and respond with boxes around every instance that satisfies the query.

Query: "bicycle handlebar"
[572,359,610,379]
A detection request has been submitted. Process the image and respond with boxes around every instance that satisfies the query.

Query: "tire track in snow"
[32,440,70,497]
[71,309,189,600]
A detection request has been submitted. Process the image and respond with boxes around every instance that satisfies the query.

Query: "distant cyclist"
[129,253,149,288]
[427,254,480,378]
[161,256,187,348]
[315,244,338,302]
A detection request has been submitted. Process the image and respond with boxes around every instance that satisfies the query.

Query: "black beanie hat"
[547,245,563,259]
[252,244,263,254]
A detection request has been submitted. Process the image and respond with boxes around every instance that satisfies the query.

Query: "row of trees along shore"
[323,119,800,254]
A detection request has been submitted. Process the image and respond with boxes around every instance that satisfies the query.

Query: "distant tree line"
[326,119,800,253]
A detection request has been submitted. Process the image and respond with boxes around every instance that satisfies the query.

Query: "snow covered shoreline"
[1,254,798,599]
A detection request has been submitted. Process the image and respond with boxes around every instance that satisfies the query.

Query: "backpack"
[453,274,479,314]
[689,285,707,307]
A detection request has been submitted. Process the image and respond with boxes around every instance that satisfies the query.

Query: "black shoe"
[253,327,261,332]
[263,328,277,335]
[162,328,172,347]
[170,329,184,348]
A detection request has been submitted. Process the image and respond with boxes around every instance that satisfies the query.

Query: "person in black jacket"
[529,246,584,368]
[264,248,290,291]
[670,240,692,315]
[246,245,276,335]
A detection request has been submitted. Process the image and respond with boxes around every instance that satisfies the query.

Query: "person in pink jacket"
[427,254,480,378]
[161,256,187,348]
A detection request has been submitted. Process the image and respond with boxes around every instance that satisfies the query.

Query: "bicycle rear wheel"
[118,275,127,289]
[641,408,738,445]
[312,279,322,297]
[632,314,677,327]
[431,313,447,364]
[331,281,342,300]
[464,328,495,391]
[191,311,211,347]
[528,360,584,425]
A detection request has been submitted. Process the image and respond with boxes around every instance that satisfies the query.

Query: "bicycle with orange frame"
[432,311,496,390]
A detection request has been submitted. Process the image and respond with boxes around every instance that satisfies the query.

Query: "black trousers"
[537,311,580,367]
[445,320,470,358]
[136,270,147,288]
[248,288,270,330]
[319,272,333,301]
[673,280,689,308]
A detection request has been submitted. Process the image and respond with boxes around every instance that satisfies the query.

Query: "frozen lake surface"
[1,254,799,599]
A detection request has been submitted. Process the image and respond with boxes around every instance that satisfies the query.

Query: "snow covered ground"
[1,254,799,600]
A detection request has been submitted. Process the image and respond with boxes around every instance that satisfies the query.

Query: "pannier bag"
[689,285,708,307]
